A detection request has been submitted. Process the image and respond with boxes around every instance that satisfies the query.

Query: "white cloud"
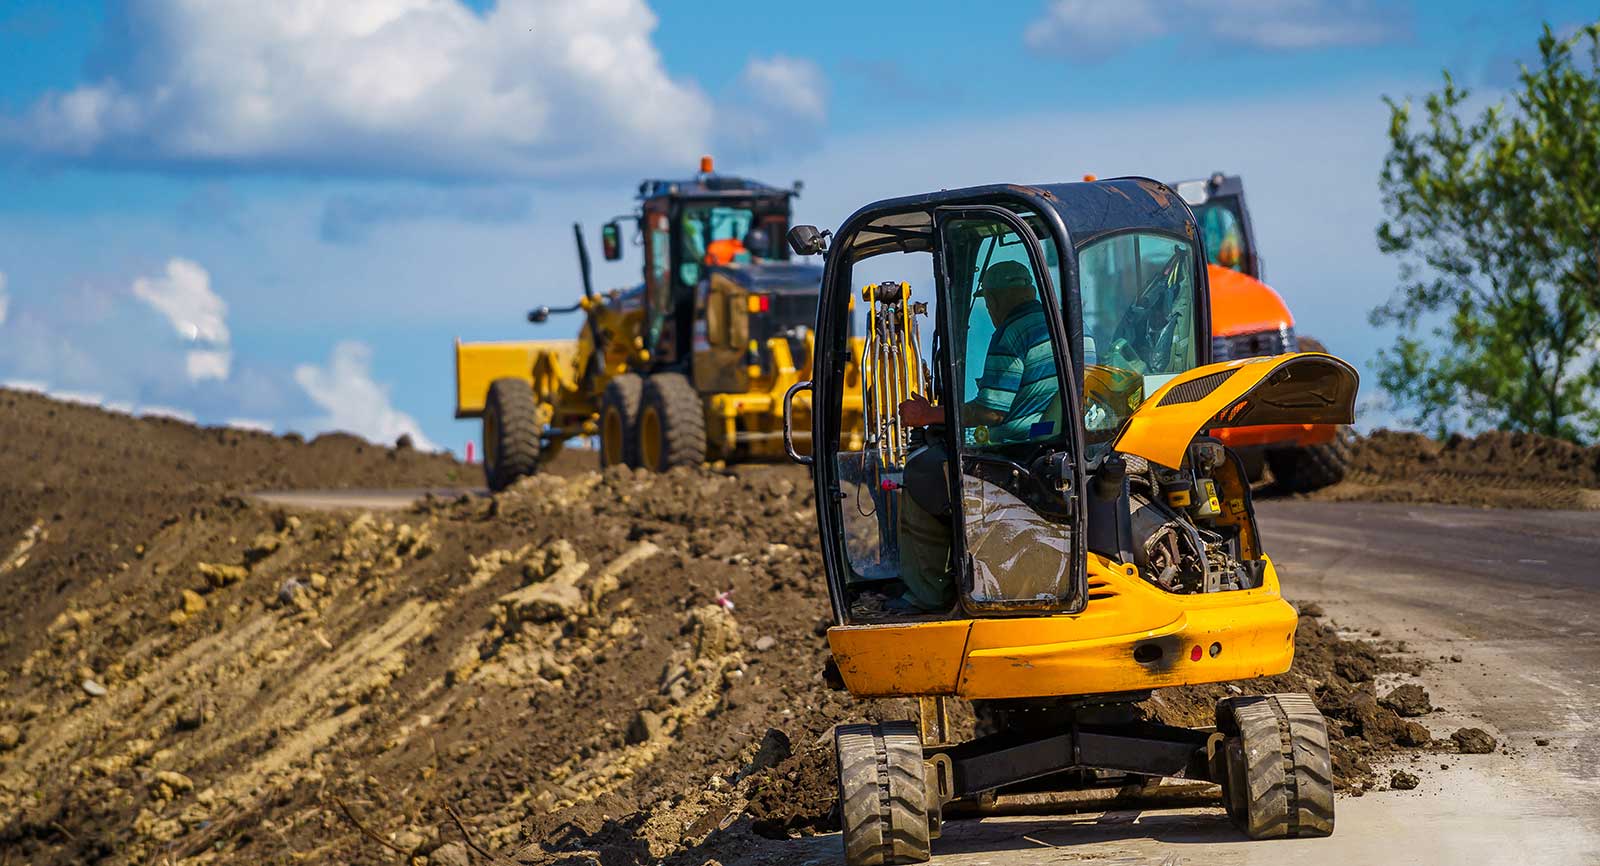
[717,56,828,159]
[132,258,229,344]
[132,257,233,382]
[185,349,233,383]
[51,390,106,407]
[294,341,436,450]
[1026,0,1406,58]
[225,417,274,433]
[3,379,47,393]
[138,405,198,423]
[9,0,713,180]
[0,270,9,325]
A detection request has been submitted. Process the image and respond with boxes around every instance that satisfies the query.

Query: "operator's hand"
[898,394,945,427]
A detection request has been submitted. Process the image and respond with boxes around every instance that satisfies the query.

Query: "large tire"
[1266,430,1352,493]
[599,374,643,469]
[1296,335,1329,355]
[636,372,707,472]
[482,378,542,492]
[1268,334,1352,494]
[836,722,931,866]
[1216,694,1335,840]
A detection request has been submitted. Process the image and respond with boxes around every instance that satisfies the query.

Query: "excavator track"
[836,722,931,866]
[1217,693,1335,839]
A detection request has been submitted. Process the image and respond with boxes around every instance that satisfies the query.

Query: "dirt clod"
[1380,683,1433,717]
[1390,769,1420,790]
[1452,727,1498,754]
[431,842,471,866]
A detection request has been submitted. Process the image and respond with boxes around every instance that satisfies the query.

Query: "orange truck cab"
[1171,173,1349,490]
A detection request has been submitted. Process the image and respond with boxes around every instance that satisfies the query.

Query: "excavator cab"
[1175,172,1262,279]
[785,178,1357,864]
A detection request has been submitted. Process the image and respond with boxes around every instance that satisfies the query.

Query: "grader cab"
[454,158,864,490]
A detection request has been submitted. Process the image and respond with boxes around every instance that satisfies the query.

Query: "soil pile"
[0,386,466,694]
[1309,429,1600,509]
[0,390,1449,866]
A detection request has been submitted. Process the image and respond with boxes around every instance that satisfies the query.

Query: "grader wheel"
[599,373,643,469]
[482,378,541,492]
[637,373,706,472]
[835,722,931,866]
[1216,693,1335,839]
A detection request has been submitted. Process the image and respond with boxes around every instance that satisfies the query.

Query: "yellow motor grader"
[779,179,1358,864]
[454,159,864,490]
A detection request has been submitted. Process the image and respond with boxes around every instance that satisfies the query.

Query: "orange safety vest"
[705,237,748,265]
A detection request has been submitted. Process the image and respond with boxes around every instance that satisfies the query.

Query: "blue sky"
[0,0,1593,452]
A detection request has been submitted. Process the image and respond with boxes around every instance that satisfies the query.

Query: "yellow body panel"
[1113,353,1358,469]
[827,620,973,696]
[453,338,578,418]
[828,554,1297,699]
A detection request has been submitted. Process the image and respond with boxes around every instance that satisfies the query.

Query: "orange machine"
[1173,173,1351,491]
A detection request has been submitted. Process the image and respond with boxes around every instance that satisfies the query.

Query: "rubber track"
[836,722,930,866]
[1220,693,1334,839]
[483,378,541,491]
[640,373,707,470]
[599,373,643,468]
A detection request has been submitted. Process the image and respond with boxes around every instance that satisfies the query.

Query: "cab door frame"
[931,204,1088,616]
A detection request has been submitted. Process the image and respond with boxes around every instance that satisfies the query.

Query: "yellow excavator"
[454,158,864,489]
[779,179,1357,863]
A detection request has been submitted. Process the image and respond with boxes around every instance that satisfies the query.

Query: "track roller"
[835,721,931,866]
[1216,693,1335,839]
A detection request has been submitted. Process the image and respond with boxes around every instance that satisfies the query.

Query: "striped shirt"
[972,300,1057,442]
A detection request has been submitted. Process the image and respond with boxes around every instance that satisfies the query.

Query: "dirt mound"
[1305,428,1600,509]
[0,387,466,691]
[1,389,1443,865]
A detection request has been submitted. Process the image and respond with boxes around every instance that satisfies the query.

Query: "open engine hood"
[1113,353,1359,469]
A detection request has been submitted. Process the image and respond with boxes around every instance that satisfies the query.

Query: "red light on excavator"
[748,294,770,313]
[700,155,714,174]
[1190,645,1204,662]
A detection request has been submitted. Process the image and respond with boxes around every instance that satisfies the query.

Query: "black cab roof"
[837,178,1198,258]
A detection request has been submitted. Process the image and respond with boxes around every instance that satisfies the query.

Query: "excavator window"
[1079,231,1201,457]
[1194,201,1248,272]
[940,214,1076,610]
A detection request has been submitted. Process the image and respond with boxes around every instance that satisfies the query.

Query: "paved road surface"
[253,488,483,511]
[770,501,1600,866]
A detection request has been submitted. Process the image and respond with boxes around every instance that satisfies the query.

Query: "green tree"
[1373,23,1600,441]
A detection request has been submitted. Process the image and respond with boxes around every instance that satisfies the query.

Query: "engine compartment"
[1123,438,1268,594]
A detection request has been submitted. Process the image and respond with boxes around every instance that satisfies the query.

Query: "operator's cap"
[974,260,1034,297]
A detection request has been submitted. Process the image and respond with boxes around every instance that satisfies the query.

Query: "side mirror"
[787,224,829,256]
[600,222,622,261]
[528,306,551,324]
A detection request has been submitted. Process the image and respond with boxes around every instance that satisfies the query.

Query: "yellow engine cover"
[827,554,1298,699]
